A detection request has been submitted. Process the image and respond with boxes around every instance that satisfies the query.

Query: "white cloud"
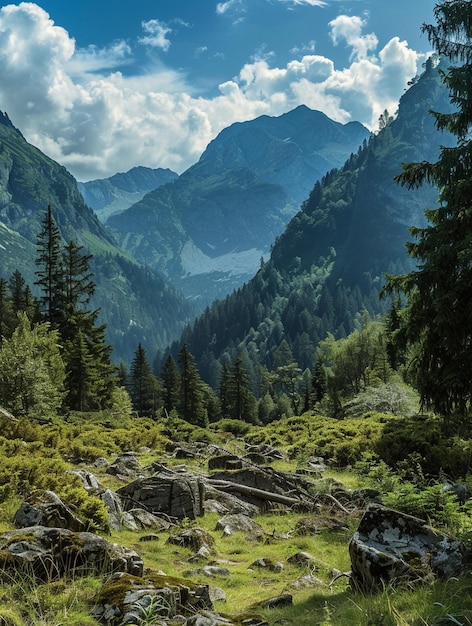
[216,0,245,16]
[0,3,424,181]
[278,0,328,7]
[138,19,172,51]
[329,15,378,60]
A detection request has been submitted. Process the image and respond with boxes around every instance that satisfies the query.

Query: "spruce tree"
[385,0,472,417]
[161,354,180,416]
[128,343,160,416]
[35,205,63,327]
[178,344,207,427]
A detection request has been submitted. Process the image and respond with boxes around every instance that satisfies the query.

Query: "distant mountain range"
[78,167,178,222]
[105,106,370,306]
[168,61,457,384]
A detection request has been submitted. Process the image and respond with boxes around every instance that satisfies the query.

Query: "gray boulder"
[0,526,143,582]
[93,571,212,625]
[106,451,143,478]
[215,513,263,537]
[13,491,86,532]
[116,473,205,521]
[349,504,468,591]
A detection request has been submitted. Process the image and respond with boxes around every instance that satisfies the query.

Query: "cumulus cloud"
[138,19,173,51]
[0,3,423,181]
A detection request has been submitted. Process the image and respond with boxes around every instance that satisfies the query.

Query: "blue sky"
[0,1,435,180]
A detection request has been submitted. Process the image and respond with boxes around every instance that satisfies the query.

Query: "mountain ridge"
[107,106,370,307]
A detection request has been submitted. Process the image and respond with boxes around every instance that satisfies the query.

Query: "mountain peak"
[0,111,23,137]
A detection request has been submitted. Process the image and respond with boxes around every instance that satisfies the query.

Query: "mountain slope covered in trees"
[168,61,456,387]
[0,111,194,364]
[107,106,369,306]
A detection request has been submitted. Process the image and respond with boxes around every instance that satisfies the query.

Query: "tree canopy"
[385,0,472,418]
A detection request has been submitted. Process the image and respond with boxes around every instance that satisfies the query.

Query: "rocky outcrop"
[116,473,205,521]
[93,572,212,625]
[349,504,468,591]
[13,491,87,532]
[0,526,143,582]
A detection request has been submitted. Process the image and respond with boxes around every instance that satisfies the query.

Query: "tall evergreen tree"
[385,1,472,417]
[128,343,160,416]
[161,354,180,416]
[35,205,63,326]
[178,344,207,427]
[60,240,114,410]
[227,356,257,422]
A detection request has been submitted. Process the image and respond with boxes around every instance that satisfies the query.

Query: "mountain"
[166,60,456,386]
[0,111,194,364]
[77,166,178,222]
[107,106,370,307]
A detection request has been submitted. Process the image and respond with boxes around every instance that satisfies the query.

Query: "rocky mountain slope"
[107,106,370,307]
[0,111,194,364]
[78,166,178,222]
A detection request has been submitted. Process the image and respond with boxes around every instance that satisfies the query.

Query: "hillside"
[78,166,179,222]
[170,61,456,385]
[107,107,369,307]
[0,111,194,364]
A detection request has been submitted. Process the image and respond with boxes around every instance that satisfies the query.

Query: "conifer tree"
[385,0,472,417]
[161,354,180,416]
[178,344,207,427]
[128,343,160,416]
[228,356,257,422]
[60,238,114,410]
[35,205,63,326]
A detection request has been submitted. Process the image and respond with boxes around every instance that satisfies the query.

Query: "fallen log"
[207,478,353,514]
[207,478,312,508]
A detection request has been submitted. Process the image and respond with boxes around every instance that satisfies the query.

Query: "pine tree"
[227,356,257,422]
[385,1,472,417]
[128,343,160,416]
[178,344,207,427]
[35,205,63,327]
[161,354,180,416]
[60,240,114,410]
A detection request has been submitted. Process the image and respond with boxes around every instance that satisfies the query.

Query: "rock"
[106,451,143,478]
[166,528,216,556]
[287,551,318,568]
[66,469,102,491]
[0,526,143,582]
[209,586,227,602]
[293,517,319,536]
[99,489,125,531]
[215,513,263,536]
[204,485,260,517]
[93,571,213,625]
[183,566,231,578]
[208,454,244,471]
[13,491,87,532]
[349,504,468,591]
[288,574,325,589]
[116,473,205,521]
[126,508,174,531]
[260,594,293,609]
[249,558,284,572]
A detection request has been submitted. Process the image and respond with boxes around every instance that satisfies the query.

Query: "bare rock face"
[349,504,468,591]
[0,526,143,582]
[116,473,205,521]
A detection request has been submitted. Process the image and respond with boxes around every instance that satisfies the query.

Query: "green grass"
[0,412,471,624]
